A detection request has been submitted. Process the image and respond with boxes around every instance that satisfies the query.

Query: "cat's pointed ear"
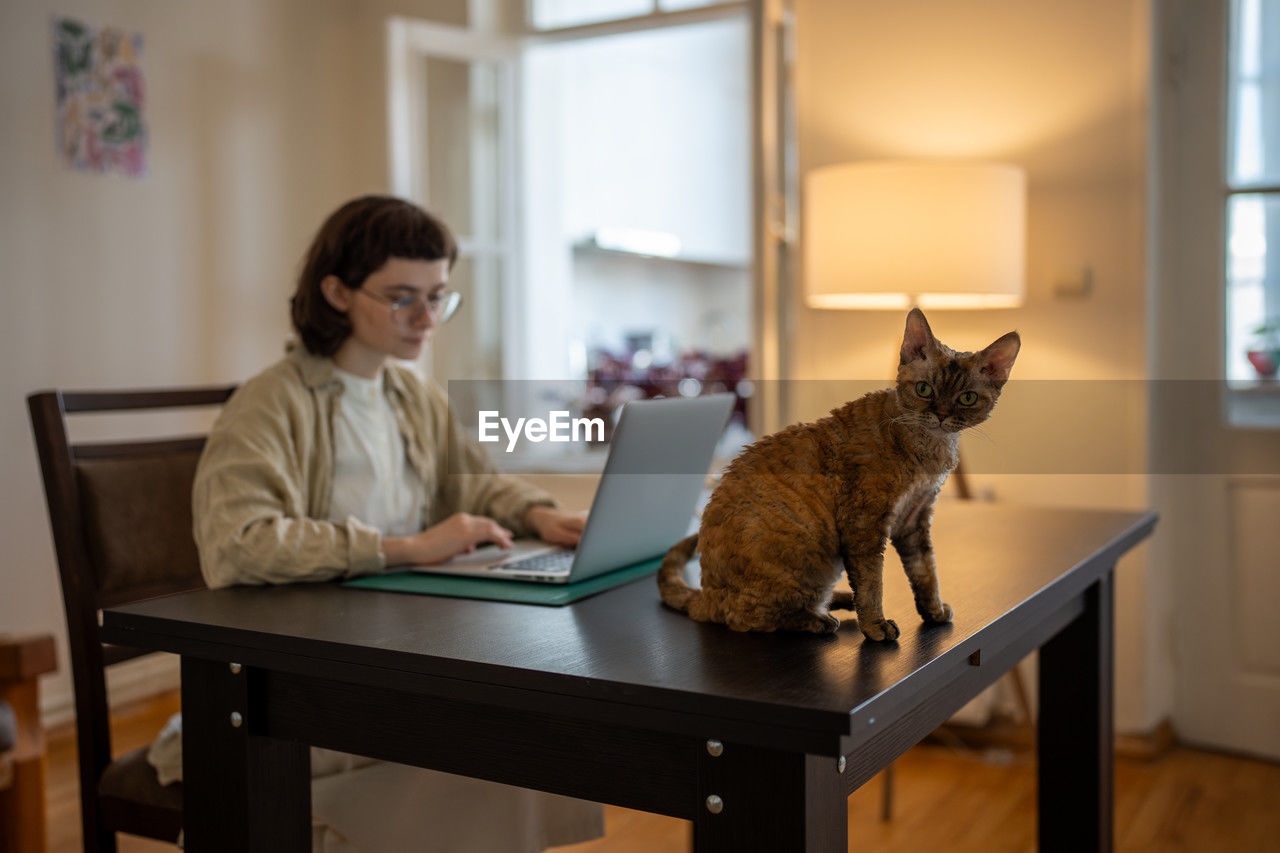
[978,331,1021,383]
[900,308,936,364]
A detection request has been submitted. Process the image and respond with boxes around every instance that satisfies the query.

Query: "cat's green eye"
[915,382,934,399]
[958,391,979,406]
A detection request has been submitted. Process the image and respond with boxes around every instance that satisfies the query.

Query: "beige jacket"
[193,344,555,589]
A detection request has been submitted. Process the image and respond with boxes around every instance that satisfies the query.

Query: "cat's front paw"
[914,599,954,624]
[860,618,900,642]
[923,603,954,624]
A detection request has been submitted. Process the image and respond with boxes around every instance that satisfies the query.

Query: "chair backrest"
[27,386,235,850]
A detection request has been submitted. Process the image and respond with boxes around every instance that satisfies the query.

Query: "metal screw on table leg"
[229,662,242,674]
[705,739,724,757]
[705,795,724,814]
[230,711,243,728]
[837,756,846,773]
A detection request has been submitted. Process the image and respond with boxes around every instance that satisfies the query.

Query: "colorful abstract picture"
[53,16,147,178]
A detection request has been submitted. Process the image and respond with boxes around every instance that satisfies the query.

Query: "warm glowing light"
[808,292,1023,309]
[807,293,911,309]
[804,161,1026,310]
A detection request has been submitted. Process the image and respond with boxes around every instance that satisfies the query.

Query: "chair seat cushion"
[98,746,183,811]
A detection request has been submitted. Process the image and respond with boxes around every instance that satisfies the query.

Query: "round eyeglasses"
[355,287,463,326]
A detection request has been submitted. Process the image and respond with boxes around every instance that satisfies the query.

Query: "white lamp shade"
[804,161,1026,309]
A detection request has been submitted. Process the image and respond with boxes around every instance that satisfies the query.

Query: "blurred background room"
[1,0,1278,850]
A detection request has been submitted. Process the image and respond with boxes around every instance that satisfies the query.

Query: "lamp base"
[952,454,972,500]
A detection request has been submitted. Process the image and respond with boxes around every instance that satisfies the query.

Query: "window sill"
[1226,379,1280,428]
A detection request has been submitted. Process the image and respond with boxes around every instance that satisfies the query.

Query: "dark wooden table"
[101,503,1156,852]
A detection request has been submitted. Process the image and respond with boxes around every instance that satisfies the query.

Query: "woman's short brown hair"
[290,195,458,356]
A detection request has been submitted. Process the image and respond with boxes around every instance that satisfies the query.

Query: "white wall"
[794,0,1169,733]
[1,0,466,724]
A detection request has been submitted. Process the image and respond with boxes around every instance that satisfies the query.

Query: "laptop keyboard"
[492,550,574,574]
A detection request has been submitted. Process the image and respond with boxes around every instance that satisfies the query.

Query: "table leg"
[1038,572,1114,852]
[694,741,846,853]
[181,658,310,852]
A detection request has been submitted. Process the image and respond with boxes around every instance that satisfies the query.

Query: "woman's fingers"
[564,514,587,533]
[425,513,517,557]
[476,517,514,549]
[548,520,583,547]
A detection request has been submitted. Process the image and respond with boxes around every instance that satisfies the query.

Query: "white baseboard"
[40,652,181,730]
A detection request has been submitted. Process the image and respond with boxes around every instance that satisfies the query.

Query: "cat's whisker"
[964,426,998,446]
[881,414,918,431]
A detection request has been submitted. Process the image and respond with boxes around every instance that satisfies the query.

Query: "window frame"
[1223,0,1280,429]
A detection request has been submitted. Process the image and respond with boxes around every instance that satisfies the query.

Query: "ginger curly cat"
[658,308,1020,641]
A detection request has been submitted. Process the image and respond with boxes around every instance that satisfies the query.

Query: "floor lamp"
[804,161,1027,818]
[803,160,1027,498]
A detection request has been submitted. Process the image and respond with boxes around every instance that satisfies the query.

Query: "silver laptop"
[410,393,735,584]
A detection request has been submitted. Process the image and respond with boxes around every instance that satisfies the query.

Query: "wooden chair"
[28,386,235,853]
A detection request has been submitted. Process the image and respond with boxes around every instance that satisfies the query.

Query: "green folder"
[342,556,663,606]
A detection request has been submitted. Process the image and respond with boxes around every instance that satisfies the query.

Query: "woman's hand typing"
[381,512,514,566]
[524,506,588,547]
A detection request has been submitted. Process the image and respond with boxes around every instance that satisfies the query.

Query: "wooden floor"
[44,691,1280,852]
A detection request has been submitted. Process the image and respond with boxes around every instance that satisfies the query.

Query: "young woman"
[173,195,603,851]
[194,195,587,589]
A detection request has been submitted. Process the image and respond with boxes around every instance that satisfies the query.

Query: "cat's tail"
[657,533,701,614]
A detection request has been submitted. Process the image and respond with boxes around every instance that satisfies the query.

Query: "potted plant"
[1246,317,1280,378]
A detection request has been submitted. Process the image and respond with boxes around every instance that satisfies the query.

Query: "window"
[1226,0,1280,383]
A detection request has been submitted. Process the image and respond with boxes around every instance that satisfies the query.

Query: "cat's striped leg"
[891,518,953,624]
[840,544,900,642]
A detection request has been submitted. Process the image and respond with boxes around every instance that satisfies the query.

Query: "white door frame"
[1150,0,1280,760]
[386,18,523,379]
[387,4,787,431]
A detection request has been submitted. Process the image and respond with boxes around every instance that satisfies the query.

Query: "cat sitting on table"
[658,308,1020,641]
